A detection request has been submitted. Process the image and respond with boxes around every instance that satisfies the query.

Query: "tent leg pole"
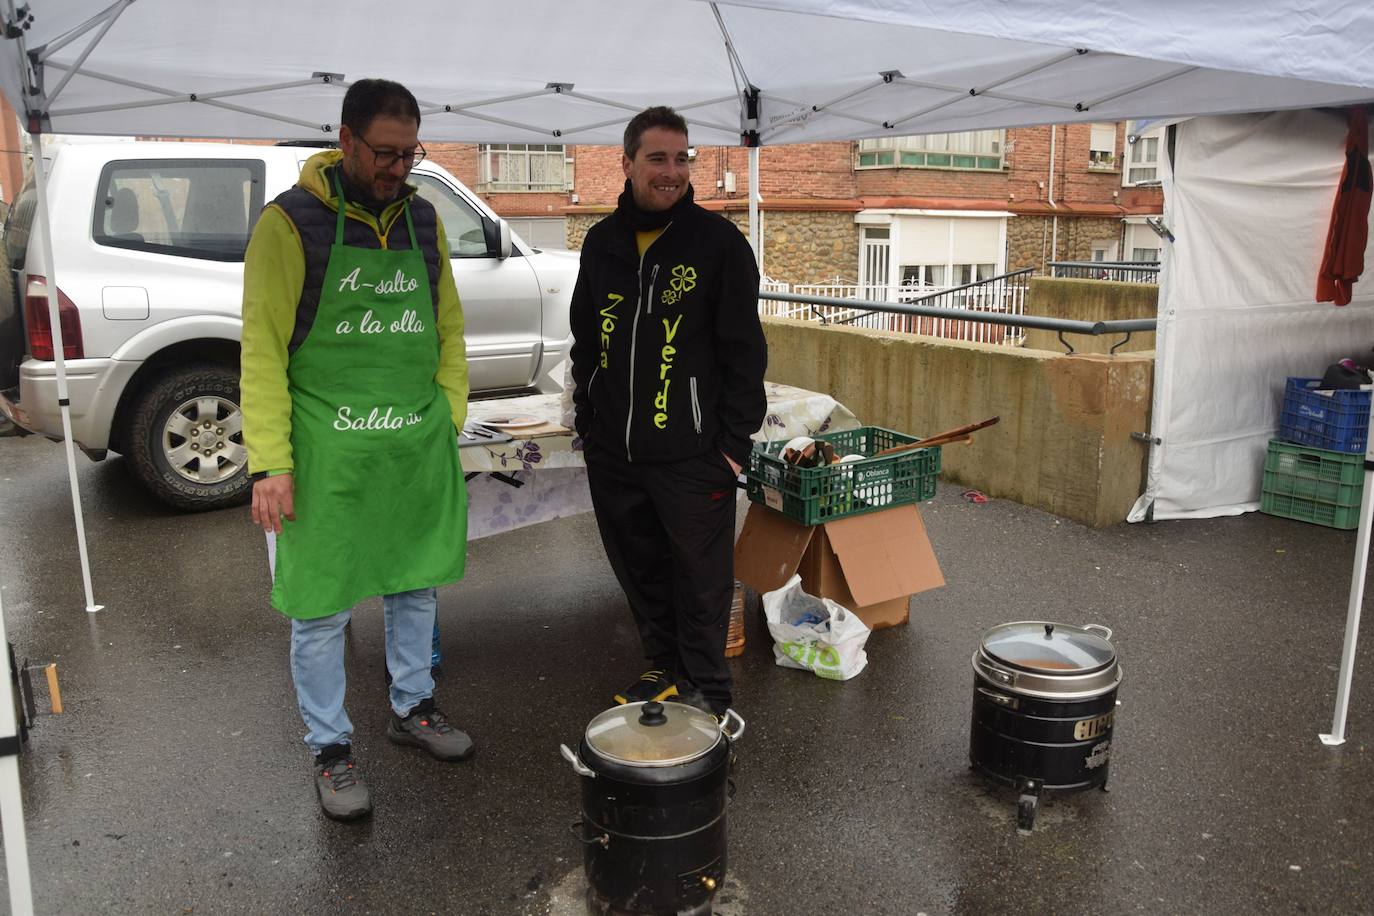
[0,587,36,916]
[28,129,103,614]
[1320,424,1374,746]
[748,145,760,267]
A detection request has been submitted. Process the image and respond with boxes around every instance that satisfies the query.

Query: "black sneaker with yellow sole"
[613,669,679,705]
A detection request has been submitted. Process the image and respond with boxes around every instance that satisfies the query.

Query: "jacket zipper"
[690,376,702,434]
[624,227,668,460]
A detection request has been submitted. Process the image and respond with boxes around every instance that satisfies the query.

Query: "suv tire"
[127,363,251,511]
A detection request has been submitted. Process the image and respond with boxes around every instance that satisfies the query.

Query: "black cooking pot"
[561,701,745,915]
[969,621,1121,832]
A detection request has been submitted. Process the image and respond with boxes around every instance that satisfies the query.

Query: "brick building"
[563,120,1165,287]
[0,85,1164,289]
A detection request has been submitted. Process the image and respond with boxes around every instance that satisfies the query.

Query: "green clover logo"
[670,264,697,294]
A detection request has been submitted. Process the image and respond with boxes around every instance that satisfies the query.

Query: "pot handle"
[1082,624,1114,641]
[719,708,746,743]
[570,820,609,848]
[976,686,1016,707]
[560,743,596,778]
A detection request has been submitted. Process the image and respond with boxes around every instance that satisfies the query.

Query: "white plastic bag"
[762,574,870,680]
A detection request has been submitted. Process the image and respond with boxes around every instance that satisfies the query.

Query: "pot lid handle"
[1044,623,1054,638]
[639,701,668,727]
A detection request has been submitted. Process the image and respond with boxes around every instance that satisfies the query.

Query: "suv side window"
[409,172,495,258]
[92,159,266,262]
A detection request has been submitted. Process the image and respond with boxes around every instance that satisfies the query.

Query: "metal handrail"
[833,267,1034,326]
[759,289,1156,336]
[1049,260,1160,283]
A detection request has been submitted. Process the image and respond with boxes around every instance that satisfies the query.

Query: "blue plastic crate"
[1278,377,1370,454]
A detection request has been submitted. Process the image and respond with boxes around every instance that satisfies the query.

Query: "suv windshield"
[410,172,496,258]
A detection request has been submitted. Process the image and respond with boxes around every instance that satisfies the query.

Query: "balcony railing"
[760,269,1033,346]
[1049,260,1160,283]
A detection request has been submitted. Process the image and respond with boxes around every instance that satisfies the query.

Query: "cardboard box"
[733,502,944,630]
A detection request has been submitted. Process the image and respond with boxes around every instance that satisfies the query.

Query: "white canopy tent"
[1131,110,1374,524]
[3,1,1372,144]
[1,2,1373,911]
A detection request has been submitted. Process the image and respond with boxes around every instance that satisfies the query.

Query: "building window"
[479,143,569,192]
[901,264,947,287]
[1088,123,1117,170]
[1123,220,1163,263]
[1123,123,1163,186]
[857,130,1004,171]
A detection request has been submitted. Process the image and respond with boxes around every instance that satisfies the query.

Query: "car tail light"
[24,276,83,361]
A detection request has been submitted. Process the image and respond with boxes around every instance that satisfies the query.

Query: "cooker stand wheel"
[1016,778,1042,835]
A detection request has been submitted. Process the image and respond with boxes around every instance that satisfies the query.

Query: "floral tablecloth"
[463,383,858,540]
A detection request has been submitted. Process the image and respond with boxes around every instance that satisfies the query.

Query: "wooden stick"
[872,416,1000,457]
[44,664,62,715]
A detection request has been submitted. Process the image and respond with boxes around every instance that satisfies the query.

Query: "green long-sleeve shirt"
[240,151,468,476]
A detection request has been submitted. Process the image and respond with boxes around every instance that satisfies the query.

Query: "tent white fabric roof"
[0,0,1371,146]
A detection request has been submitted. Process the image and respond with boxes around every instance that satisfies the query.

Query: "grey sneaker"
[387,698,475,762]
[313,745,371,822]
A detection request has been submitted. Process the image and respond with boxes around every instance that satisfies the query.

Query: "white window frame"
[1088,123,1117,171]
[1121,217,1163,263]
[1122,123,1164,187]
[858,209,1009,291]
[856,130,1005,172]
[478,143,569,192]
[1091,240,1119,262]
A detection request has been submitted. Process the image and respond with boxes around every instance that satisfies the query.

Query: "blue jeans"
[290,587,437,753]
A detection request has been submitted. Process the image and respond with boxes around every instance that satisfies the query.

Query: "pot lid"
[981,621,1115,674]
[584,701,722,767]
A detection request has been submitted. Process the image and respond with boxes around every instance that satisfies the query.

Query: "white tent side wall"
[1132,110,1374,521]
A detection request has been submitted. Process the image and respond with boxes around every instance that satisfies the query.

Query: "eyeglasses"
[354,132,426,169]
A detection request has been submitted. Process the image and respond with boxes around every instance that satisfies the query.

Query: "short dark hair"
[341,78,422,135]
[624,106,688,159]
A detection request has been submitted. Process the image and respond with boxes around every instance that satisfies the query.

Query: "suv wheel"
[127,364,250,511]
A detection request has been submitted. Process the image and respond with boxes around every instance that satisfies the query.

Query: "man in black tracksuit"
[569,106,767,716]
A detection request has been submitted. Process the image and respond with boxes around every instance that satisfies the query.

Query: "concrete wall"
[1023,277,1158,354]
[762,317,1154,527]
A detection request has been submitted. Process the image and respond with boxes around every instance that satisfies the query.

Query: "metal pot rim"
[972,649,1122,699]
[580,705,745,769]
[979,620,1116,676]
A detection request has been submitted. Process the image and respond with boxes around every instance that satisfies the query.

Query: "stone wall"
[762,317,1155,527]
[1023,277,1158,354]
[566,209,857,288]
[756,211,858,285]
[565,212,606,250]
[1007,215,1125,272]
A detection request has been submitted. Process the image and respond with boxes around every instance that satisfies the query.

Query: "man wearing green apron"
[241,79,471,822]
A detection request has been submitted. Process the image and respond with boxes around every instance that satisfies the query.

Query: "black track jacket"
[569,185,767,467]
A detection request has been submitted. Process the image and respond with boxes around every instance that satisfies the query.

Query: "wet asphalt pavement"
[1,433,1373,915]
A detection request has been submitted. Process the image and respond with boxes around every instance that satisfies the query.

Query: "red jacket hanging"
[1316,107,1372,306]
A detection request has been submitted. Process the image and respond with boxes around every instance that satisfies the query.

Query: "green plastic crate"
[1261,439,1363,506]
[1259,490,1360,529]
[1259,439,1363,529]
[746,426,940,525]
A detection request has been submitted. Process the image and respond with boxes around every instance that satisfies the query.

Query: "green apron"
[271,179,467,619]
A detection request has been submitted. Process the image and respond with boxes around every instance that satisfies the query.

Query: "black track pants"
[585,445,737,711]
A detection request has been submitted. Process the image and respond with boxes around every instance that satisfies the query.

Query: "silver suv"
[0,141,577,510]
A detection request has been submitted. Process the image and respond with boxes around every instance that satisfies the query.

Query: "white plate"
[476,415,544,430]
